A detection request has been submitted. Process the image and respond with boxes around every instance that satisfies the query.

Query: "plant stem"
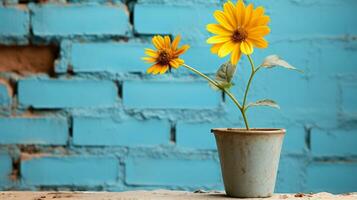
[240,55,258,130]
[182,64,219,89]
[242,55,256,107]
[182,64,249,129]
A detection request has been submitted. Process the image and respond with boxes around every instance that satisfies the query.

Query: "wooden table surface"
[1,190,357,200]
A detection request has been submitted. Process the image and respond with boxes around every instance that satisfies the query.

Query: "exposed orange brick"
[0,78,13,98]
[20,153,50,161]
[0,45,58,76]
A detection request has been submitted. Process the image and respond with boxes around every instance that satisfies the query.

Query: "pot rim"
[211,128,286,135]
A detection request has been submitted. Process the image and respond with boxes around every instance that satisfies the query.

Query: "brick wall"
[0,0,356,193]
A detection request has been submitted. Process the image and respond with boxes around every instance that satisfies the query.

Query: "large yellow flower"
[206,0,270,65]
[142,35,190,75]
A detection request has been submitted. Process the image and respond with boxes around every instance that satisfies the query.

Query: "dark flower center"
[157,50,171,65]
[232,28,247,43]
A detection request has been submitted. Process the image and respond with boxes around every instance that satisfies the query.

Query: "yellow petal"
[236,0,245,26]
[175,58,184,65]
[247,26,270,37]
[144,48,158,58]
[248,37,268,48]
[164,36,171,48]
[210,43,224,54]
[243,4,253,27]
[248,16,270,27]
[172,35,181,50]
[152,36,164,49]
[230,44,241,65]
[152,65,163,75]
[223,1,237,28]
[240,41,254,55]
[159,65,169,74]
[169,59,179,68]
[142,57,156,63]
[214,10,234,31]
[175,44,190,56]
[170,58,184,68]
[253,6,265,18]
[218,41,235,57]
[206,35,231,44]
[147,64,158,74]
[206,24,232,35]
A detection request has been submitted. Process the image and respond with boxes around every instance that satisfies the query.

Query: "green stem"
[240,55,258,130]
[182,64,249,129]
[182,64,219,89]
[242,55,256,107]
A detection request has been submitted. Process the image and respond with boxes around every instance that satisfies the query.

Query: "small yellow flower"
[142,35,190,75]
[206,0,270,65]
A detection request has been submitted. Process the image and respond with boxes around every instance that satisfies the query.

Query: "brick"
[134,4,215,38]
[125,157,221,186]
[73,117,169,146]
[341,83,357,113]
[313,40,357,74]
[176,122,217,150]
[276,156,306,193]
[0,45,58,76]
[18,79,118,108]
[0,153,12,186]
[31,4,130,37]
[311,129,357,156]
[0,79,11,106]
[123,81,221,109]
[0,117,68,145]
[0,6,29,37]
[281,126,306,155]
[21,156,118,186]
[264,0,357,37]
[70,42,146,73]
[306,162,357,193]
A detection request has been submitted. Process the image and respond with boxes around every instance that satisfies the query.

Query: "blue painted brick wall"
[18,79,118,108]
[0,79,11,106]
[0,6,29,37]
[306,162,357,193]
[71,42,147,73]
[123,81,221,109]
[125,157,222,187]
[30,3,130,37]
[0,0,356,193]
[176,122,218,150]
[0,153,12,187]
[73,117,170,146]
[0,117,68,145]
[311,129,357,157]
[21,156,119,186]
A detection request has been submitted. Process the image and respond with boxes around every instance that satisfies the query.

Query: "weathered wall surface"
[0,0,356,193]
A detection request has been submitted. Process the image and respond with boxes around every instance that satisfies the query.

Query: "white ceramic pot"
[211,128,285,198]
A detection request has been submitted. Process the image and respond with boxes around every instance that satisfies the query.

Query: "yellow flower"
[206,0,270,65]
[142,35,190,75]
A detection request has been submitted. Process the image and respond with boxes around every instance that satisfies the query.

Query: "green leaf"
[261,55,303,72]
[210,62,237,90]
[216,62,236,83]
[246,99,280,110]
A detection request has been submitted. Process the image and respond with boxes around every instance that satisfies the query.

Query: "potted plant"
[142,0,300,198]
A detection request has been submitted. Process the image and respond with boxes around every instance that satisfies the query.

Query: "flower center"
[157,50,171,65]
[231,28,247,43]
